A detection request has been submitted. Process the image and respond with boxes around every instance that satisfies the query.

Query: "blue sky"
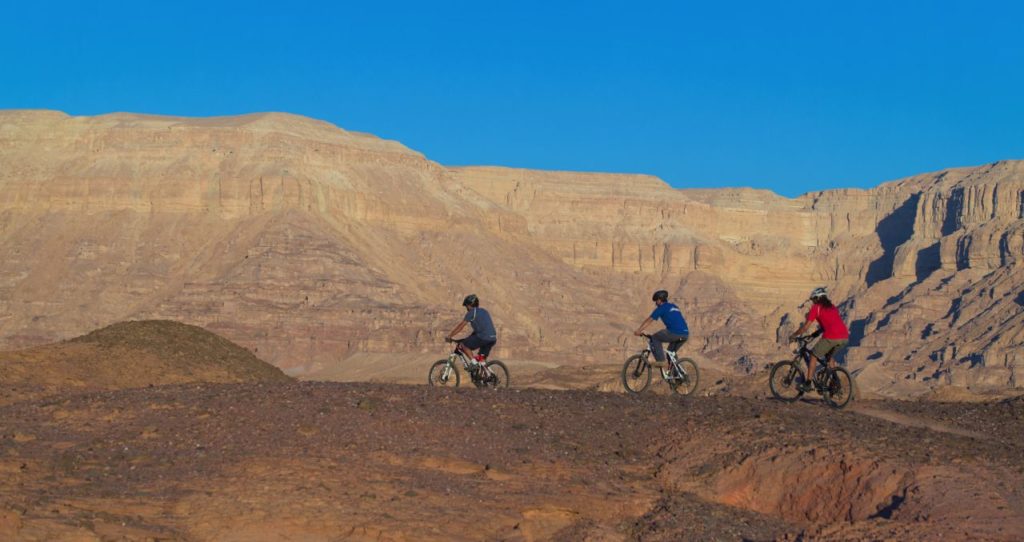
[2,1,1022,197]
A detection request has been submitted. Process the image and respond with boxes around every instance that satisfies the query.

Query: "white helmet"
[809,287,828,300]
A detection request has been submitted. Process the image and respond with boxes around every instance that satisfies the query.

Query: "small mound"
[1,320,290,404]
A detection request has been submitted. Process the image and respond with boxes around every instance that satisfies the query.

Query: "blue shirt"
[650,303,689,335]
[463,307,497,340]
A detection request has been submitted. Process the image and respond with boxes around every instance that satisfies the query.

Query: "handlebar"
[791,335,818,351]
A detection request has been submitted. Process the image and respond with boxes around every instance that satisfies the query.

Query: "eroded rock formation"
[0,110,1020,396]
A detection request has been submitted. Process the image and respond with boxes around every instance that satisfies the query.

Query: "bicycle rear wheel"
[667,358,699,396]
[822,367,854,409]
[622,354,652,394]
[769,360,804,402]
[482,360,510,388]
[428,360,459,387]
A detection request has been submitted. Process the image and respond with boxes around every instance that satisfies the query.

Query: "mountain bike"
[621,334,699,395]
[428,338,510,389]
[769,336,854,409]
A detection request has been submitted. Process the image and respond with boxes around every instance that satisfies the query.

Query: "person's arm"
[789,306,817,341]
[789,320,812,341]
[445,320,468,341]
[634,316,654,336]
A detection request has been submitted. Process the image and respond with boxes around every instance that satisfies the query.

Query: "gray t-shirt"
[463,307,497,341]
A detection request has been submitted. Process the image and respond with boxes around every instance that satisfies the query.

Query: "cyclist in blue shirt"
[633,290,690,366]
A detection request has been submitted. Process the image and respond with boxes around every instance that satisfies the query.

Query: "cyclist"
[789,287,849,392]
[633,290,689,366]
[444,294,498,374]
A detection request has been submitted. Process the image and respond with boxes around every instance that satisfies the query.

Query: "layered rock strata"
[0,110,1020,395]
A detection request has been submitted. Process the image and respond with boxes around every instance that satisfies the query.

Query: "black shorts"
[461,335,497,358]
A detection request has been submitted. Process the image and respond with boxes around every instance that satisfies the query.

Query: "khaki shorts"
[812,338,848,361]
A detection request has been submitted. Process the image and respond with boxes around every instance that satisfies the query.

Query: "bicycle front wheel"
[667,358,699,396]
[622,354,652,394]
[769,360,804,402]
[482,360,510,388]
[428,360,459,387]
[822,367,854,409]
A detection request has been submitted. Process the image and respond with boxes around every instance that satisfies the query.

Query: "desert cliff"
[0,110,1021,396]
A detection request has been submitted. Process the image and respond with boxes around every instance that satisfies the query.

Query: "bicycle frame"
[793,337,836,391]
[446,341,492,380]
[636,337,682,377]
[448,347,472,370]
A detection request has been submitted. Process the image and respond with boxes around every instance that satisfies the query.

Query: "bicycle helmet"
[462,294,479,307]
[652,290,669,302]
[809,287,828,301]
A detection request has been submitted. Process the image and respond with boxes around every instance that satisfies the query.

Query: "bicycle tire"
[822,367,854,409]
[480,360,510,389]
[622,354,652,394]
[667,358,699,396]
[428,360,459,387]
[769,360,804,402]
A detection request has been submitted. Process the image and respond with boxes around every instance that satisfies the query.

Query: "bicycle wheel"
[822,367,854,409]
[667,358,699,396]
[428,360,459,387]
[481,360,510,389]
[769,360,804,402]
[622,354,652,394]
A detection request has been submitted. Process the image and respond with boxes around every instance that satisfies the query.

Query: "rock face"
[0,110,1021,396]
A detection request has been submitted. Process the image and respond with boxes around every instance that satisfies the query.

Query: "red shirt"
[807,303,849,340]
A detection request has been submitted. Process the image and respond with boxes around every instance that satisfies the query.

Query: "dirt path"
[849,403,993,440]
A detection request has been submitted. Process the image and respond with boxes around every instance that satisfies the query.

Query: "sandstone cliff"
[0,110,1020,396]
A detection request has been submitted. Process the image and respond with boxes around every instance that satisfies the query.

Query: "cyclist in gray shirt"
[445,294,498,367]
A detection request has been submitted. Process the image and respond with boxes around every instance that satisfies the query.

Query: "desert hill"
[0,320,290,405]
[0,110,1021,397]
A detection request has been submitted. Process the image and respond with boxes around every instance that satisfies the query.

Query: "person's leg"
[460,335,484,365]
[826,339,848,369]
[650,330,672,365]
[456,343,476,362]
[808,339,839,391]
[804,354,819,390]
[477,340,495,360]
[477,340,497,378]
[666,334,688,356]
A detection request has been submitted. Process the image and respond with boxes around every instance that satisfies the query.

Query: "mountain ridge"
[1,109,1021,397]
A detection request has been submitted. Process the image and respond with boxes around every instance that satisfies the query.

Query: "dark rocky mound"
[1,320,290,404]
[65,320,290,383]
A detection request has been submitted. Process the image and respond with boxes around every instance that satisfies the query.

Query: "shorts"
[812,338,848,361]
[461,335,497,358]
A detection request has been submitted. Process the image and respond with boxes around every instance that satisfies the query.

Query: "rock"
[0,110,1022,396]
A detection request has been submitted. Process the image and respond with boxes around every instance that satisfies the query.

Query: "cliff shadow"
[866,193,921,287]
[915,242,942,282]
[941,187,964,236]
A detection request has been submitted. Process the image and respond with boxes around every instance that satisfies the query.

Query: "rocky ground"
[1,381,1021,541]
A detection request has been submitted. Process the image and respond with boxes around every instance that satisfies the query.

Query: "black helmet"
[462,294,479,307]
[652,290,669,302]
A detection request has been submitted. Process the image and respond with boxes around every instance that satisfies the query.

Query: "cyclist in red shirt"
[789,287,849,392]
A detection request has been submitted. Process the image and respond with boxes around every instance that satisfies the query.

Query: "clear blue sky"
[2,1,1022,196]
